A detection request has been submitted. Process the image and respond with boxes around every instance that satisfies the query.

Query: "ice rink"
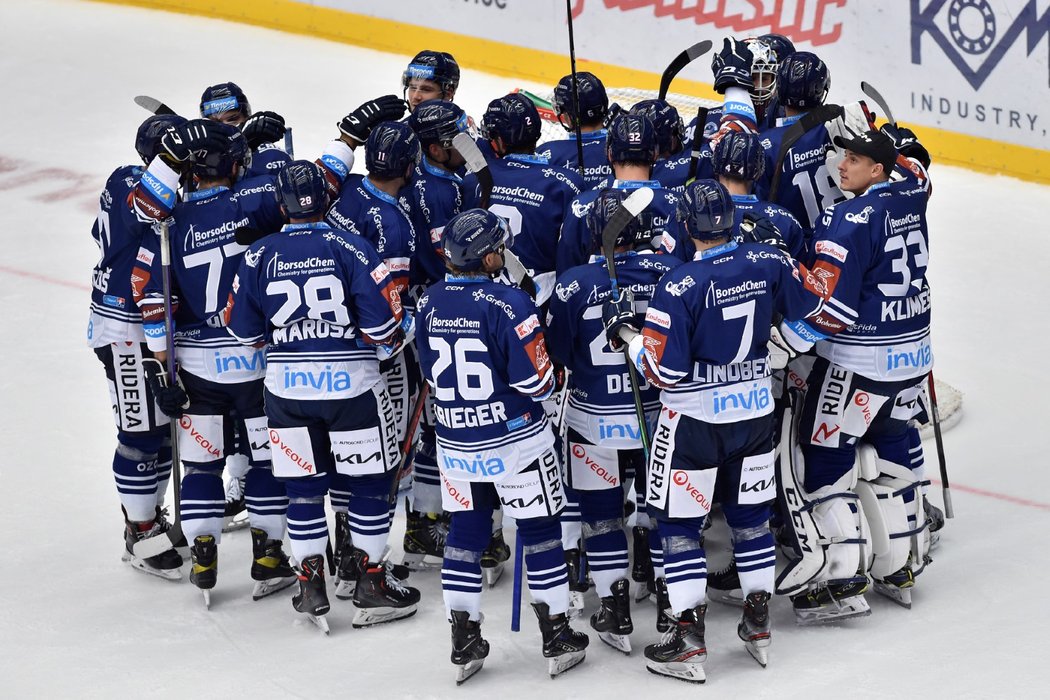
[2,0,1048,696]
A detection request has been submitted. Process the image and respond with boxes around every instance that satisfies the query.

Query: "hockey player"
[774,129,935,618]
[629,99,692,193]
[468,93,584,304]
[602,179,827,680]
[199,82,291,179]
[89,114,186,579]
[226,161,420,630]
[547,189,681,654]
[417,209,589,682]
[403,50,460,112]
[538,72,612,186]
[129,119,295,603]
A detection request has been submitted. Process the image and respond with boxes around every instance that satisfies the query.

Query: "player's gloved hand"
[338,95,408,144]
[711,37,754,94]
[881,123,931,169]
[241,110,286,149]
[602,288,639,351]
[142,358,190,418]
[160,119,220,169]
[740,213,789,255]
[767,324,798,370]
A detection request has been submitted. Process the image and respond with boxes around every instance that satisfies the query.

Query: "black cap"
[833,129,896,175]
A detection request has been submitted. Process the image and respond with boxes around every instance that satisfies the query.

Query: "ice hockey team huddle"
[89,33,942,684]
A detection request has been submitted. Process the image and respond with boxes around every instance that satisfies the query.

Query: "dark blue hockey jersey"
[417,275,556,481]
[225,222,404,400]
[547,252,680,447]
[401,158,464,287]
[730,194,806,260]
[244,142,291,179]
[537,129,611,187]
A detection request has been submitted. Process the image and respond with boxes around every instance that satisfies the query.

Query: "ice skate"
[189,535,218,608]
[873,565,915,609]
[630,527,654,602]
[293,554,330,635]
[644,604,707,684]
[121,518,183,581]
[565,547,588,619]
[792,576,871,625]
[654,577,674,633]
[533,602,589,677]
[590,578,633,654]
[481,529,510,588]
[221,476,249,533]
[351,551,421,628]
[738,591,772,667]
[401,507,445,570]
[335,546,410,600]
[249,528,297,600]
[708,560,744,606]
[332,511,351,583]
[450,610,489,685]
[154,506,187,551]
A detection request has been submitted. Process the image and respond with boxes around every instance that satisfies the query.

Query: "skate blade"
[708,588,744,607]
[631,581,652,603]
[252,575,297,601]
[306,614,330,635]
[745,639,770,667]
[568,591,585,620]
[221,514,250,533]
[794,596,871,626]
[482,562,505,589]
[202,589,212,610]
[401,552,442,571]
[597,631,632,655]
[645,659,706,683]
[873,581,913,609]
[455,658,485,685]
[122,552,183,581]
[333,579,356,601]
[548,650,586,678]
[351,604,417,628]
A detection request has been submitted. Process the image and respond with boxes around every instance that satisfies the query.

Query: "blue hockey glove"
[143,358,189,418]
[339,95,408,144]
[740,213,789,255]
[880,123,931,169]
[711,37,754,94]
[241,110,286,149]
[602,288,639,351]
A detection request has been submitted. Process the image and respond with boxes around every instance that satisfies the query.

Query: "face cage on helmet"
[750,60,778,107]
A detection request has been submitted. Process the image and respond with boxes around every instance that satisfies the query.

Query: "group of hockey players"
[88,32,942,684]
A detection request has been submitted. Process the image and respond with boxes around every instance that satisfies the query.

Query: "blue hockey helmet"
[442,208,512,272]
[407,99,469,148]
[588,187,654,253]
[190,120,252,180]
[712,131,766,182]
[605,112,658,165]
[365,121,422,179]
[199,82,251,121]
[481,93,542,150]
[135,113,187,165]
[276,160,329,219]
[677,179,735,241]
[552,71,609,128]
[402,50,461,97]
[776,52,830,109]
[629,99,685,156]
[759,33,796,61]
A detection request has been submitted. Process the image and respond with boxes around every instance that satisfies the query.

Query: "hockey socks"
[112,438,160,522]
[287,498,329,564]
[583,523,629,598]
[180,470,225,542]
[245,465,288,541]
[442,547,484,621]
[733,529,776,597]
[662,522,708,615]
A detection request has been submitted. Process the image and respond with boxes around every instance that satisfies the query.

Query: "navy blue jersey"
[226,222,404,400]
[547,252,680,446]
[652,152,706,194]
[327,174,416,302]
[537,129,611,187]
[556,179,687,275]
[636,240,824,423]
[245,142,291,179]
[730,194,806,260]
[401,158,464,287]
[463,153,583,280]
[417,276,556,480]
[89,164,151,346]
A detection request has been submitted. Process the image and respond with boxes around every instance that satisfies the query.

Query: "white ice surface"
[1,1,1048,697]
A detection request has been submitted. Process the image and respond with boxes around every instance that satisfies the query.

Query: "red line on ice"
[0,264,91,291]
[930,480,1050,512]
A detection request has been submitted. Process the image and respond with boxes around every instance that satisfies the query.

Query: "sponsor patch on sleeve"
[645,307,671,329]
[815,240,848,263]
[514,313,541,339]
[135,247,154,266]
[370,263,389,285]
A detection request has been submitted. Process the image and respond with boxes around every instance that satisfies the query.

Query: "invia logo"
[911,0,1049,90]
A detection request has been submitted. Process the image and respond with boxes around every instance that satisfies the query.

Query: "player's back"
[756,121,845,233]
[538,130,611,187]
[244,142,290,179]
[402,160,464,287]
[730,194,807,259]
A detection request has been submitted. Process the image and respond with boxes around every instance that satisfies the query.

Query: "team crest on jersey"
[666,275,695,297]
[845,205,875,224]
[571,199,593,219]
[244,246,265,268]
[555,279,580,302]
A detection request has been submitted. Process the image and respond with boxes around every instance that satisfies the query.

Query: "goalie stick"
[926,374,954,519]
[769,103,843,201]
[658,40,714,100]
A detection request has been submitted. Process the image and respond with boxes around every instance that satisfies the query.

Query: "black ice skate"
[533,602,589,677]
[154,506,187,551]
[590,578,633,654]
[644,604,707,684]
[630,527,654,602]
[450,610,489,685]
[121,518,183,581]
[564,547,589,618]
[335,546,410,601]
[791,576,871,625]
[401,507,445,570]
[293,554,330,635]
[738,591,772,667]
[249,528,297,600]
[708,560,744,606]
[481,529,511,588]
[654,577,674,633]
[221,476,248,532]
[189,535,218,608]
[873,563,917,609]
[351,552,421,628]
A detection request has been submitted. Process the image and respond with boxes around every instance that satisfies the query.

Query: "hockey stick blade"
[860,82,895,126]
[687,106,710,181]
[769,104,842,201]
[453,132,494,210]
[601,187,655,276]
[659,40,713,100]
[134,95,177,116]
[133,524,183,560]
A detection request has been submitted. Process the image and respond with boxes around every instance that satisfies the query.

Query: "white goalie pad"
[855,446,930,580]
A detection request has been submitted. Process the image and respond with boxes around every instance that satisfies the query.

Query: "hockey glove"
[338,95,408,144]
[740,213,789,255]
[160,119,220,169]
[142,358,190,418]
[711,37,753,94]
[881,123,931,169]
[241,110,286,149]
[602,289,639,351]
[766,324,798,370]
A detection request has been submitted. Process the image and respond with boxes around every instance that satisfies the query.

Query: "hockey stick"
[860,82,895,126]
[769,103,843,201]
[659,40,714,100]
[686,106,710,182]
[565,0,586,181]
[602,187,656,459]
[386,383,430,507]
[283,127,295,158]
[510,531,524,632]
[925,374,954,519]
[134,95,177,116]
